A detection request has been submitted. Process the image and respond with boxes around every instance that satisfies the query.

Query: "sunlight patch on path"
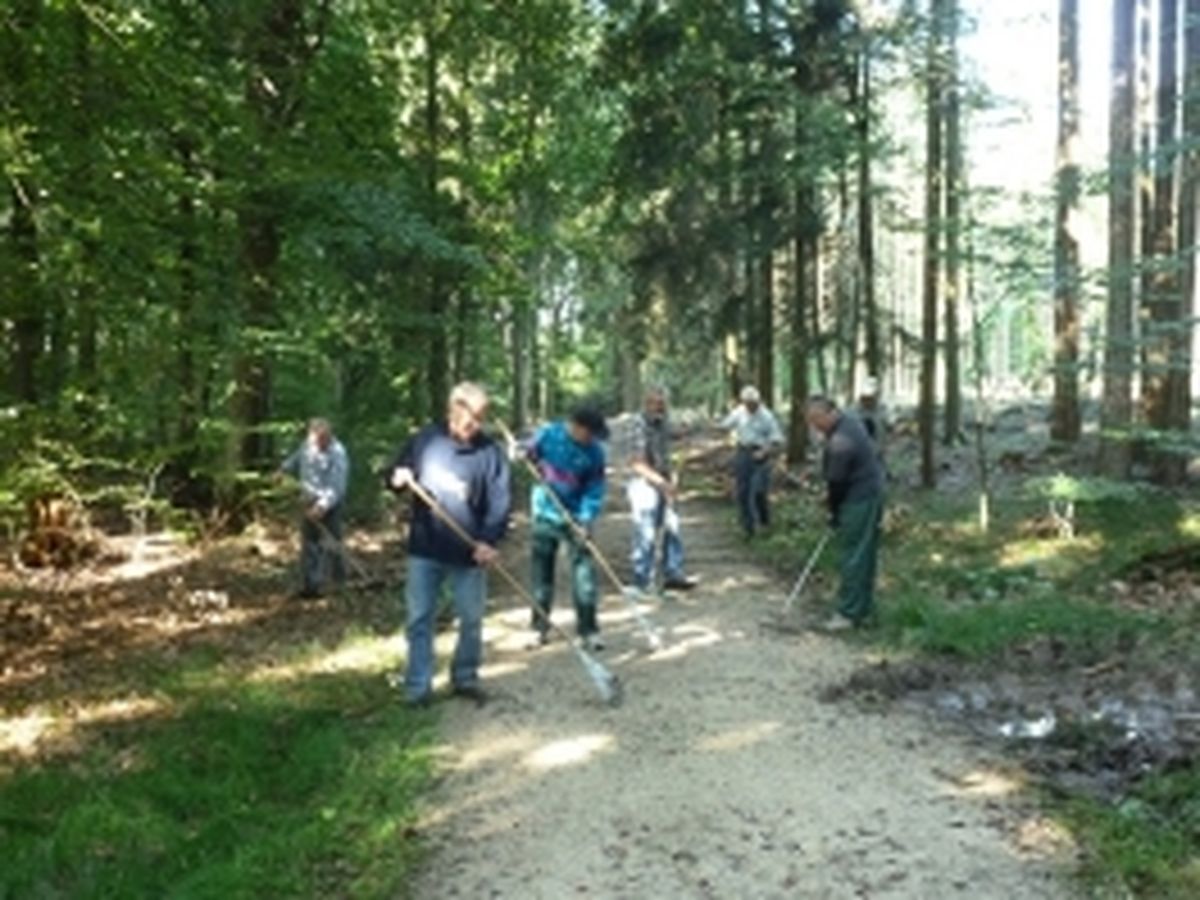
[524,733,615,771]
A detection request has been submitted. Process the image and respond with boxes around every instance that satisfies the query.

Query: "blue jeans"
[734,447,771,535]
[628,486,685,589]
[403,555,486,702]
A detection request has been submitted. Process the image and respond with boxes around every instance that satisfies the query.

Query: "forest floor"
[2,413,1198,897]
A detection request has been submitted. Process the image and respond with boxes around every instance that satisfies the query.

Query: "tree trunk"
[788,190,816,465]
[1101,0,1138,477]
[177,135,201,456]
[71,6,99,389]
[423,14,449,417]
[1171,0,1200,463]
[857,48,881,380]
[942,0,963,445]
[3,0,42,405]
[757,250,775,404]
[230,0,321,469]
[1052,0,1083,442]
[921,0,947,488]
[1144,0,1183,482]
[233,190,280,468]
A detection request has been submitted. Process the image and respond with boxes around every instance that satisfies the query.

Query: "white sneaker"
[820,613,856,633]
[583,633,606,652]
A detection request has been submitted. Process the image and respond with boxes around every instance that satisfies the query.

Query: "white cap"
[860,376,880,397]
[740,385,761,403]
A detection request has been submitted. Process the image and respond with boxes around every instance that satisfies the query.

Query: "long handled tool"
[761,531,831,633]
[406,479,622,707]
[497,421,662,651]
[312,517,387,590]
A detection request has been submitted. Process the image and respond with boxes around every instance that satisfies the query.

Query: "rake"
[497,421,663,652]
[312,518,387,590]
[406,479,623,707]
[761,531,830,634]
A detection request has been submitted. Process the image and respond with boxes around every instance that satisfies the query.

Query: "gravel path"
[410,483,1074,898]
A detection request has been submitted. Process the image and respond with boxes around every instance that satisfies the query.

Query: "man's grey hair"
[806,395,838,415]
[448,381,490,411]
[308,417,332,435]
[645,384,669,402]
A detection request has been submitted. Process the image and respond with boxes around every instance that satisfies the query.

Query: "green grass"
[756,488,1195,663]
[1,643,434,900]
[1055,764,1200,899]
[873,591,1160,660]
[760,486,1198,897]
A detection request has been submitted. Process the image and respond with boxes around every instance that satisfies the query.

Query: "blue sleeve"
[576,447,607,524]
[526,426,548,463]
[383,430,420,492]
[478,446,512,545]
[280,447,300,476]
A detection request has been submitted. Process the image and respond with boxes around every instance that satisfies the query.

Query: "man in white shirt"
[719,385,784,538]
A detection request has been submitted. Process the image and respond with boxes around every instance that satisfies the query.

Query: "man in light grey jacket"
[280,418,350,599]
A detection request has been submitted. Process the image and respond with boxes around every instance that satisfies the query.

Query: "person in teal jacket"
[526,405,609,650]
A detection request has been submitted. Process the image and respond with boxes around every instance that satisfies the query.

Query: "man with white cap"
[719,385,785,538]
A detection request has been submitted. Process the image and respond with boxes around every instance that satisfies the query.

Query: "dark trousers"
[836,495,884,623]
[300,505,345,593]
[531,518,599,637]
[734,447,772,535]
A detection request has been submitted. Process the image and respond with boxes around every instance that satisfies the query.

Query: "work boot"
[452,683,489,707]
[819,613,856,633]
[662,574,699,591]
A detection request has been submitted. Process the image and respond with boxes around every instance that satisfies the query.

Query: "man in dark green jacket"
[806,396,885,630]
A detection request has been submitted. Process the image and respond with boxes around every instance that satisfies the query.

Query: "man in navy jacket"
[384,383,511,706]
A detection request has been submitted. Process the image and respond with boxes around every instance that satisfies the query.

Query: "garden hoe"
[407,480,623,707]
[761,531,830,635]
[497,421,663,652]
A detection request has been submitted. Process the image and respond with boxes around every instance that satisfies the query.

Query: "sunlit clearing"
[941,768,1024,799]
[524,733,614,771]
[451,731,537,772]
[648,623,725,662]
[1014,816,1078,859]
[249,635,397,684]
[696,721,780,753]
[997,533,1102,569]
[1,696,165,758]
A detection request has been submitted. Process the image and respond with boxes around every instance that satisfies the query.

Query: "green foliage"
[1026,472,1155,505]
[1057,764,1200,899]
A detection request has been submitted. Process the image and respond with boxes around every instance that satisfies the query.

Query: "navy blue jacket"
[384,423,511,567]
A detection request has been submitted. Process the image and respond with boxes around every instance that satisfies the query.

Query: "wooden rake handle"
[405,479,536,606]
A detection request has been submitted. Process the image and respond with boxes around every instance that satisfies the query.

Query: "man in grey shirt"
[719,385,785,538]
[806,396,884,630]
[279,418,350,599]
